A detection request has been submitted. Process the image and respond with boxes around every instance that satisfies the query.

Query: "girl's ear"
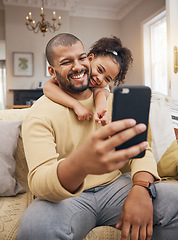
[88,53,95,62]
[48,65,56,78]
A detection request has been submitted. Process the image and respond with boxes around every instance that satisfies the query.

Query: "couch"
[0,93,178,240]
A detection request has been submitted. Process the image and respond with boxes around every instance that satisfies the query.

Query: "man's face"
[52,41,91,93]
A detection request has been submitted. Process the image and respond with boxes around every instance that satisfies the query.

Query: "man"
[16,33,178,240]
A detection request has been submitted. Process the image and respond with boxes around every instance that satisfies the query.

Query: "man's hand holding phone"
[73,118,148,174]
[58,118,148,194]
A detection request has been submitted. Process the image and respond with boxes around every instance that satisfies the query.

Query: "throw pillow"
[148,92,178,179]
[0,120,25,196]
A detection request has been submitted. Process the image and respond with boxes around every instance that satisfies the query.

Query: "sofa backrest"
[0,108,30,191]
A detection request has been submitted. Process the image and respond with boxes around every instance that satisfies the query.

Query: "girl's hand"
[73,102,93,121]
[94,109,111,125]
[100,111,111,126]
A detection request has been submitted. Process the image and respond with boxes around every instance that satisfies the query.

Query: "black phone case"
[112,86,151,158]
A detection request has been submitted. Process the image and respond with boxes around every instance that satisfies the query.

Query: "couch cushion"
[0,192,33,240]
[0,109,29,191]
[0,108,29,122]
[0,120,25,196]
[148,93,178,179]
[83,226,122,240]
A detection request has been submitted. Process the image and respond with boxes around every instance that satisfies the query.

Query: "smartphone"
[112,86,151,158]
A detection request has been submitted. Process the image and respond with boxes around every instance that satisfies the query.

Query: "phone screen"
[112,86,151,158]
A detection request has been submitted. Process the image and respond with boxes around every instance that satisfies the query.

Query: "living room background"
[0,0,165,106]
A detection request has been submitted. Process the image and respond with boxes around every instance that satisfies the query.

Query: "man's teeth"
[72,73,84,79]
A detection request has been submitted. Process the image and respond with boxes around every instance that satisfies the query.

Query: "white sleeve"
[92,85,110,92]
[103,85,110,92]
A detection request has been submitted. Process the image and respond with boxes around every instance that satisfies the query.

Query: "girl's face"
[88,54,120,88]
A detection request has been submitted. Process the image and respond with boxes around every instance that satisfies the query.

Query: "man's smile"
[70,72,85,80]
[68,70,88,83]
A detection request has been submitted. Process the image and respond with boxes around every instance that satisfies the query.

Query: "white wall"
[70,16,120,53]
[120,0,165,86]
[0,8,5,40]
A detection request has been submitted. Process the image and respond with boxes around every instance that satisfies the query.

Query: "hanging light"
[25,0,62,36]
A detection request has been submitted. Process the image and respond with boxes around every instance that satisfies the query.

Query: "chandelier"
[25,0,62,36]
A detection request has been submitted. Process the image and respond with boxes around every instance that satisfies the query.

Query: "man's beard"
[55,68,91,93]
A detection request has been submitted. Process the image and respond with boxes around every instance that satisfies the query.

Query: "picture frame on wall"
[13,52,33,76]
[45,58,50,77]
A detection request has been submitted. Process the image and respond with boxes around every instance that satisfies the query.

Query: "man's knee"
[16,200,56,239]
[153,182,178,226]
[16,210,48,239]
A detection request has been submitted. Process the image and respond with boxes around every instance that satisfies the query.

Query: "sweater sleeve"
[22,116,85,203]
[130,146,160,180]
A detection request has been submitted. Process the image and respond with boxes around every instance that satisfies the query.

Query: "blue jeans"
[16,174,178,240]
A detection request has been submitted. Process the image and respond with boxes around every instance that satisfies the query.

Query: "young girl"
[43,36,133,125]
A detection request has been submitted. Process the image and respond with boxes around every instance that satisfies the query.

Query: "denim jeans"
[16,174,178,240]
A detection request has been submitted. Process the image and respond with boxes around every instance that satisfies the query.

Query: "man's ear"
[88,53,95,62]
[48,65,56,78]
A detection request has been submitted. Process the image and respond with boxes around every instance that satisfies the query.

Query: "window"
[143,10,168,95]
[0,60,6,109]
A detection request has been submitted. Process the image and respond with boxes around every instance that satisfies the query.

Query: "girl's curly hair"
[88,36,133,86]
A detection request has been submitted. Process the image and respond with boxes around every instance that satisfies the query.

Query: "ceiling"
[2,0,143,20]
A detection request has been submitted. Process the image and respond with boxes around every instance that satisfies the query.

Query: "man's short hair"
[46,33,83,66]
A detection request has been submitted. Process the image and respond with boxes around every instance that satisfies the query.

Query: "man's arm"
[57,119,148,193]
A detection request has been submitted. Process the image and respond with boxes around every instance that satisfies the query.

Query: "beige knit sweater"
[22,94,159,203]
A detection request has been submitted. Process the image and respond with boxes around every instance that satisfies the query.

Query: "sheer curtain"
[143,11,168,95]
[151,16,167,95]
[0,60,6,109]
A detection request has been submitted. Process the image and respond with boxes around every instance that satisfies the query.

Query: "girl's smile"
[88,55,120,88]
